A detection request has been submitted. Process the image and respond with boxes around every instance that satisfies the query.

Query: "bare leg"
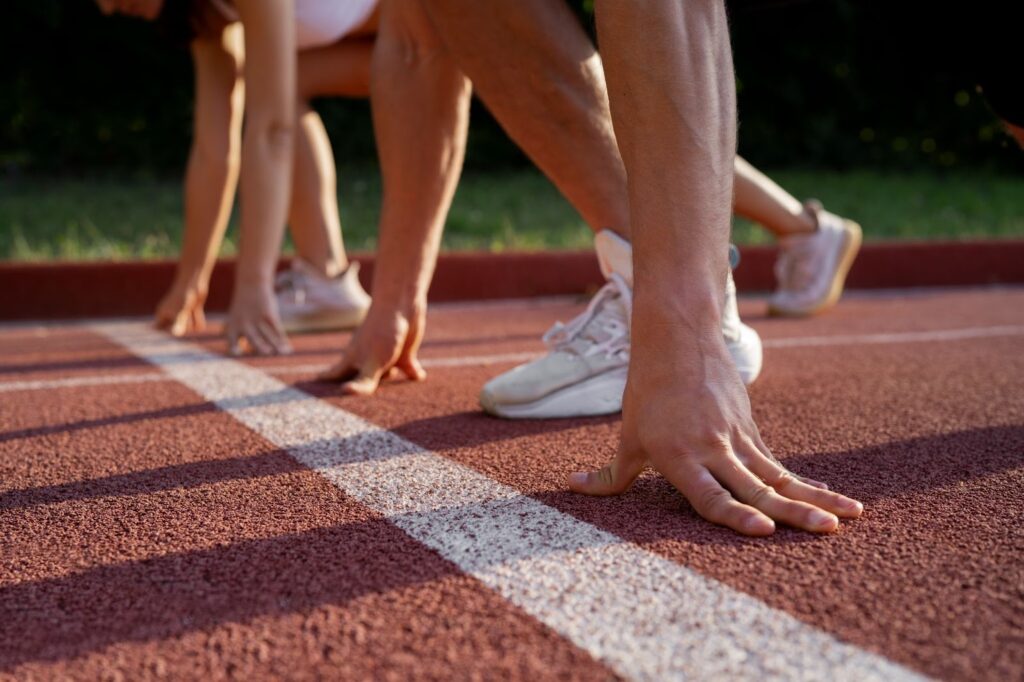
[286,39,374,278]
[419,2,821,244]
[223,0,297,357]
[320,0,471,394]
[570,0,863,536]
[155,26,245,336]
[297,36,373,98]
[289,104,350,277]
[733,156,816,236]
[421,0,630,237]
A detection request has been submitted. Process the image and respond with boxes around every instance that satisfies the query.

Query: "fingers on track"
[709,455,839,533]
[740,442,863,519]
[671,464,777,536]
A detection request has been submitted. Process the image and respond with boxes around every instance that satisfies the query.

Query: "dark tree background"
[2,1,1021,177]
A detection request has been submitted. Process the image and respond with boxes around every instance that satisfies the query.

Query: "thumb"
[568,446,646,496]
[154,302,176,331]
[339,370,384,396]
[397,353,426,382]
[170,311,190,337]
[337,354,388,396]
[191,305,207,333]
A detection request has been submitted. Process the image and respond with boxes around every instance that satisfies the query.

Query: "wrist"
[173,264,210,292]
[372,291,423,319]
[627,290,729,389]
[234,260,276,290]
[371,277,427,314]
[633,280,722,333]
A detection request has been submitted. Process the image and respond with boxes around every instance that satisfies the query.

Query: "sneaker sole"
[768,220,862,318]
[480,366,629,420]
[281,307,369,334]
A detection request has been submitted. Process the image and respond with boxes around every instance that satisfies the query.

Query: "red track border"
[1,240,1022,320]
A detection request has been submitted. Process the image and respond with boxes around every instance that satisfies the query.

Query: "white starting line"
[0,372,170,394]
[92,322,924,682]
[761,324,1024,348]
[0,351,544,394]
[2,324,1023,395]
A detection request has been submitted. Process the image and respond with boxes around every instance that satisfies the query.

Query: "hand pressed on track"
[155,280,208,337]
[318,302,426,395]
[569,328,862,536]
[225,283,291,356]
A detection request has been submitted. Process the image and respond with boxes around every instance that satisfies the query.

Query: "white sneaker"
[479,231,762,419]
[768,200,861,317]
[275,258,371,333]
[722,266,763,385]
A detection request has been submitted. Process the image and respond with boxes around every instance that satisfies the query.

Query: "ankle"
[303,256,347,280]
[787,204,818,235]
[329,256,350,279]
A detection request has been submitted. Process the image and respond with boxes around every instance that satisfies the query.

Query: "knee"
[376,0,448,67]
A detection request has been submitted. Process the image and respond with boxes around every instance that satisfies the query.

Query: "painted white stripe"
[261,351,544,377]
[95,321,924,682]
[0,352,543,394]
[0,372,168,393]
[3,324,1021,396]
[762,324,1024,349]
[422,351,542,368]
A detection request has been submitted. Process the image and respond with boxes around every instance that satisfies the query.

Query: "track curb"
[1,240,1022,320]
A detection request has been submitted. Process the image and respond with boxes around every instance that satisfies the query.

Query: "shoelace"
[274,269,308,304]
[542,273,632,360]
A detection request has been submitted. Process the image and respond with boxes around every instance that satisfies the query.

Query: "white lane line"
[95,321,924,682]
[422,351,543,368]
[261,351,544,377]
[6,323,1019,394]
[0,352,543,394]
[4,324,1023,395]
[0,372,168,393]
[762,324,1024,349]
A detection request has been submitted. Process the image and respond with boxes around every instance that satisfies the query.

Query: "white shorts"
[295,0,379,51]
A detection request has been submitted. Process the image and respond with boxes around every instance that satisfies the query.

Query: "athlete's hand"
[155,277,208,337]
[225,282,291,356]
[569,322,862,536]
[318,302,426,395]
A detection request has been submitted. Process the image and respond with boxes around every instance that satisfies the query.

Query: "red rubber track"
[1,287,1022,680]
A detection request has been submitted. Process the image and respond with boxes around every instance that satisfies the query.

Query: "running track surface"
[1,287,1022,681]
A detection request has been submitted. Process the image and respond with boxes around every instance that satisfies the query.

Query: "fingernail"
[568,472,589,488]
[843,499,864,515]
[810,510,838,531]
[744,516,774,535]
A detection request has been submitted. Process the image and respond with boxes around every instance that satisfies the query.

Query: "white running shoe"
[722,266,763,385]
[275,258,371,333]
[479,231,762,419]
[768,200,861,317]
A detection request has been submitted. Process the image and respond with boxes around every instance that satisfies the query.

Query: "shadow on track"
[780,423,1024,504]
[0,518,461,671]
[0,388,308,445]
[0,355,152,377]
[0,401,220,444]
[0,451,303,511]
[383,410,620,453]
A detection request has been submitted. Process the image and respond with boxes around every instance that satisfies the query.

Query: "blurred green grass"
[2,167,1022,261]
